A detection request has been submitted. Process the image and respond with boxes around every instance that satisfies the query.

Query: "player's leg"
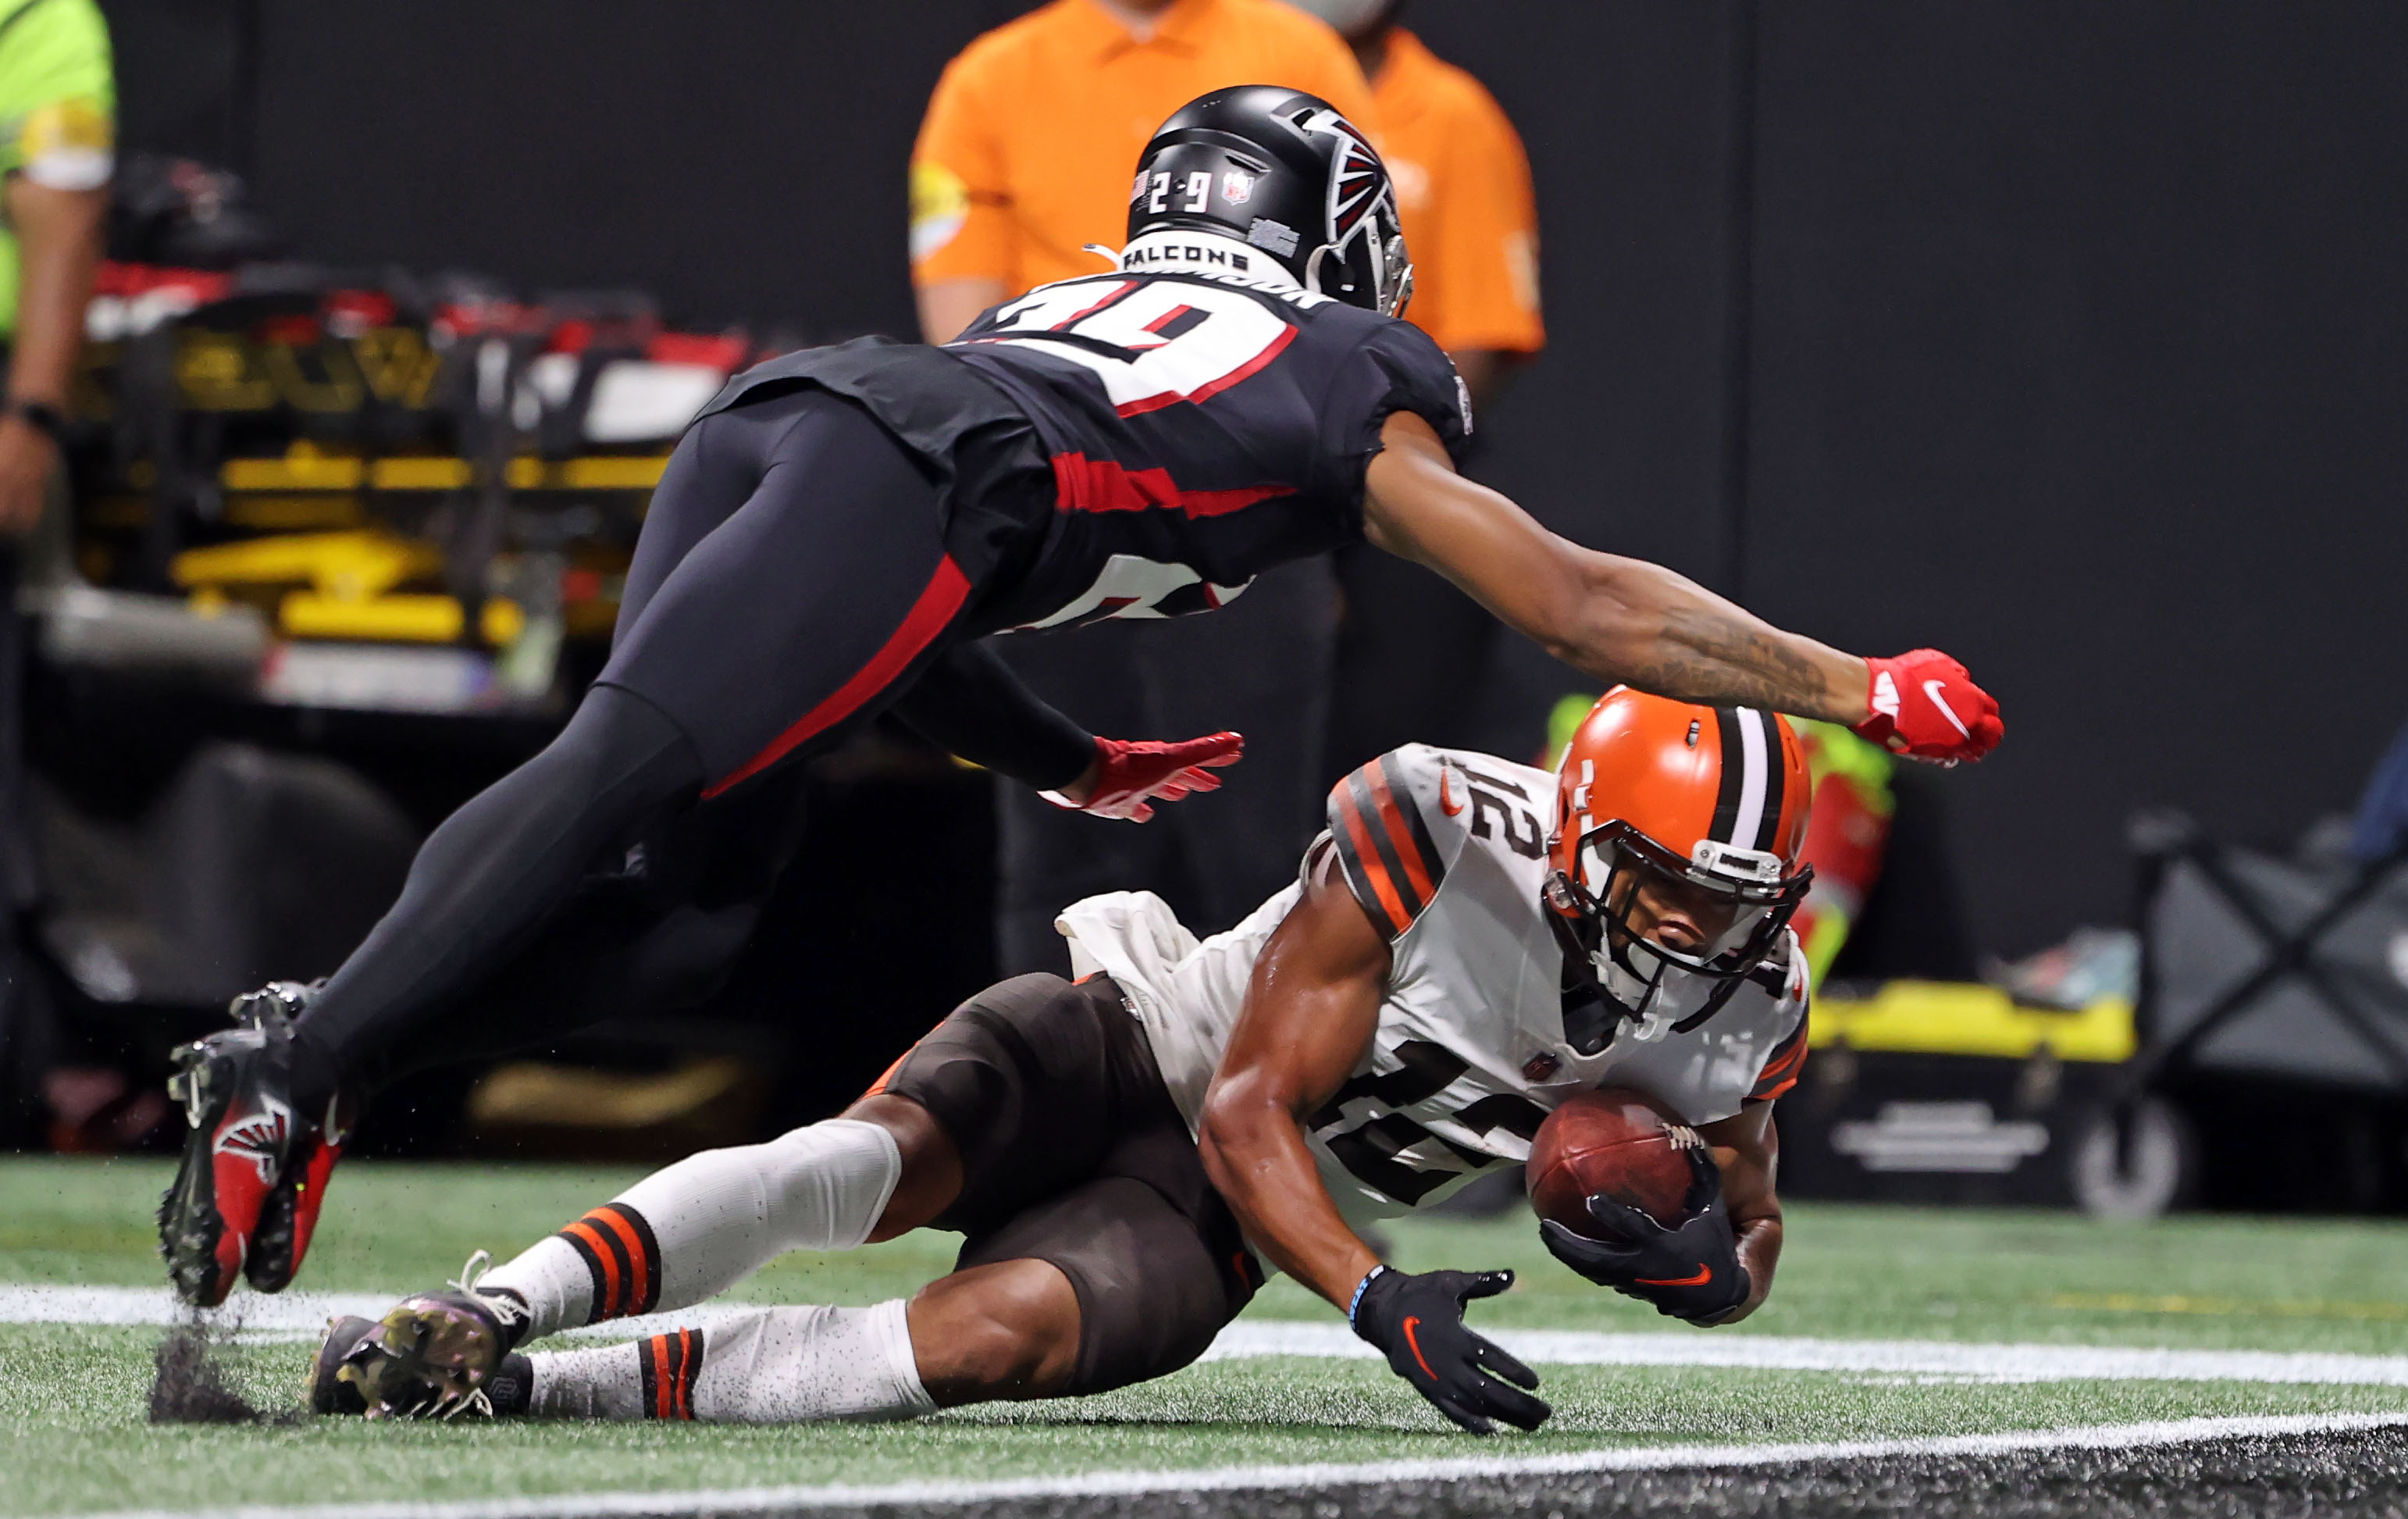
[466,963,1132,1348]
[311,971,1113,1417]
[291,391,971,1105]
[166,391,981,1306]
[310,1105,948,1418]
[507,1171,1249,1423]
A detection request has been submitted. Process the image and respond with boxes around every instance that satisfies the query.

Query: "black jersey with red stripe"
[946,269,1471,632]
[688,269,1467,635]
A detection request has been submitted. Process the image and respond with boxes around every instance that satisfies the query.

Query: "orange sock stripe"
[590,1207,653,1318]
[561,1219,624,1318]
[647,1334,675,1420]
[675,1328,701,1420]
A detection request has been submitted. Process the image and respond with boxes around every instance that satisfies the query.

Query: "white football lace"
[449,1248,531,1335]
[434,1385,496,1421]
[449,1250,493,1294]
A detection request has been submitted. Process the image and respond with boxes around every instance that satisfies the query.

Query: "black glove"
[1539,1148,1751,1325]
[1348,1266,1551,1434]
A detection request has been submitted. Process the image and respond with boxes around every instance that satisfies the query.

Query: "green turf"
[6,1157,2408,1515]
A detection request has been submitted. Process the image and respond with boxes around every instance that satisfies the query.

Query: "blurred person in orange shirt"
[911,0,1378,341]
[1293,1,1550,779]
[910,0,1381,975]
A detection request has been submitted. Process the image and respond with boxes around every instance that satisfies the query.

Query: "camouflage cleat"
[159,983,333,1307]
[315,1258,533,1419]
[308,1315,381,1416]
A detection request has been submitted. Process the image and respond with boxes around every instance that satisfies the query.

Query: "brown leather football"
[1526,1086,1701,1231]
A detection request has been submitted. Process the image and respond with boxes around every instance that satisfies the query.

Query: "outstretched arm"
[1361,412,2003,761]
[889,641,1096,793]
[1362,412,1863,720]
[889,640,1243,816]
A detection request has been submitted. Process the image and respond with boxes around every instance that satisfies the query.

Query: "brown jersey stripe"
[1330,782,1412,936]
[557,1218,622,1321]
[591,1203,661,1317]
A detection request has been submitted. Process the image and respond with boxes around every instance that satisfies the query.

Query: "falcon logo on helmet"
[1544,688,1815,1052]
[1124,85,1415,318]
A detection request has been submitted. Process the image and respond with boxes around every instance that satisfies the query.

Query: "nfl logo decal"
[1221,170,1255,205]
[1523,1051,1561,1082]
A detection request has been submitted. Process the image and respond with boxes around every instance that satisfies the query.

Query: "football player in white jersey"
[312,688,1817,1435]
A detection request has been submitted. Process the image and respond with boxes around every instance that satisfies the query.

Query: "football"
[1526,1086,1704,1232]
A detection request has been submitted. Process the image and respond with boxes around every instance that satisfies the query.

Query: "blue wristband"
[1346,1264,1387,1328]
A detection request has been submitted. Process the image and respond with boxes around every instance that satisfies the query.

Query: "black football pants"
[287,390,1070,1107]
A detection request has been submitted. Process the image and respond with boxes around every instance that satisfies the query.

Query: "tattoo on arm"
[1619,606,1839,716]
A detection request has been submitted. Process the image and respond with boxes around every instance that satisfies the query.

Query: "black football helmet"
[1127,86,1413,318]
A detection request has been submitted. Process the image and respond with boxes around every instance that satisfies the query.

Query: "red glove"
[1854,651,2003,764]
[1042,732,1244,822]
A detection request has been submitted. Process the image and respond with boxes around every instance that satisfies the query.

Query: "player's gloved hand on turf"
[1540,1149,1750,1325]
[1348,1264,1551,1434]
[1042,731,1243,822]
[1853,650,2003,765]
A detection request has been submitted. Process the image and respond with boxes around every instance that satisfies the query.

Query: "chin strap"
[1544,874,1623,1056]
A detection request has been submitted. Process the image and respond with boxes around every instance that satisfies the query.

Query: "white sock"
[478,1119,903,1340]
[523,1303,932,1424]
[525,1342,647,1420]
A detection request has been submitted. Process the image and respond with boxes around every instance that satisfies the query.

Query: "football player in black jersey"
[160,85,2004,1308]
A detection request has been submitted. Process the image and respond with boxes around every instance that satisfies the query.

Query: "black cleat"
[316,1257,533,1419]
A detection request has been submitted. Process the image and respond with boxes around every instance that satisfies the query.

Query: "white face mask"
[1283,0,1391,37]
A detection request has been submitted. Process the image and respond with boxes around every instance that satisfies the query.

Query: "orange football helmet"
[1544,687,1813,1048]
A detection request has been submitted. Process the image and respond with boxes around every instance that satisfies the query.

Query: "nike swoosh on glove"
[1349,1266,1551,1434]
[1541,1199,1751,1326]
[1854,650,2004,764]
[1042,732,1244,822]
[1539,1146,1750,1325]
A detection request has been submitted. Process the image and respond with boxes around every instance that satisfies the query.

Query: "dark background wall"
[94,0,2408,957]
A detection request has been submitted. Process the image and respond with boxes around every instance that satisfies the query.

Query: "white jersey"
[1059,744,1810,1238]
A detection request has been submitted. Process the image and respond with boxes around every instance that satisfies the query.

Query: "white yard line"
[12,1284,2408,1388]
[1206,1318,2408,1387]
[62,1411,2408,1519]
